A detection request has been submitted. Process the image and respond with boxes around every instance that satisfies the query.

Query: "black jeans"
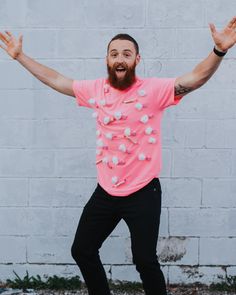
[71,178,167,295]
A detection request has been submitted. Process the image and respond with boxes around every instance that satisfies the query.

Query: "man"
[0,17,236,295]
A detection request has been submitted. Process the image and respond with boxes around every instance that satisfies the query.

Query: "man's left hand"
[209,16,236,52]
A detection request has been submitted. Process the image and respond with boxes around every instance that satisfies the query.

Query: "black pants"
[71,178,167,295]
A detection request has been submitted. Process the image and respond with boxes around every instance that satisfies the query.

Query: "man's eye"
[124,53,132,57]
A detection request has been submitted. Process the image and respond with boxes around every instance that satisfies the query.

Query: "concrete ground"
[34,287,236,295]
[1,286,236,295]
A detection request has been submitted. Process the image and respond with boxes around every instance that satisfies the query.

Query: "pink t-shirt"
[73,77,181,196]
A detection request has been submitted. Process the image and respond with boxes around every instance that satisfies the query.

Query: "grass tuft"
[210,275,236,292]
[6,271,82,291]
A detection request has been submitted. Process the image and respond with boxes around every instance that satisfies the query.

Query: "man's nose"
[117,54,124,63]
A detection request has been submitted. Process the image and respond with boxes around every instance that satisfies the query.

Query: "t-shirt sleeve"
[72,79,97,108]
[152,77,183,110]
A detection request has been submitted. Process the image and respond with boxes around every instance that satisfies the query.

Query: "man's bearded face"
[106,39,140,90]
[107,61,136,90]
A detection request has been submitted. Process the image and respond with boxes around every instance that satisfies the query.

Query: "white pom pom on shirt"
[140,115,149,124]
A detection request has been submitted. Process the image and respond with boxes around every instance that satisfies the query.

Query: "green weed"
[6,271,82,291]
[210,275,236,292]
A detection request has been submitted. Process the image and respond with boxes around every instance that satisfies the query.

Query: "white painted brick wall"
[0,0,236,286]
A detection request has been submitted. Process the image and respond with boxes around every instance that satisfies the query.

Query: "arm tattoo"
[175,84,193,96]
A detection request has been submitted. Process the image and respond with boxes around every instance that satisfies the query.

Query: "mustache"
[112,62,128,70]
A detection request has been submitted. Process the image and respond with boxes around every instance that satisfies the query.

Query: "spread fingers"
[0,32,9,44]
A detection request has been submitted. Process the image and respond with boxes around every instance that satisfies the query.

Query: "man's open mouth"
[115,66,127,72]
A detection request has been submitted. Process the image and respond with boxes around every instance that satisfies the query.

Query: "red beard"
[107,61,136,90]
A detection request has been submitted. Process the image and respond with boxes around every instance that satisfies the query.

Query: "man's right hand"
[0,31,23,59]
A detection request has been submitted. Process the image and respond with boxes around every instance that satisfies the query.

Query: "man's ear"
[136,54,141,65]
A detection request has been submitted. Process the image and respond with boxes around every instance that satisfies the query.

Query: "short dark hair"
[107,34,139,54]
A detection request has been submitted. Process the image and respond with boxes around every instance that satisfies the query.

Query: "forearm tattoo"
[175,84,193,96]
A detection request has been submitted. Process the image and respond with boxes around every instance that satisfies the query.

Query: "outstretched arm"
[174,16,236,99]
[0,31,74,97]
